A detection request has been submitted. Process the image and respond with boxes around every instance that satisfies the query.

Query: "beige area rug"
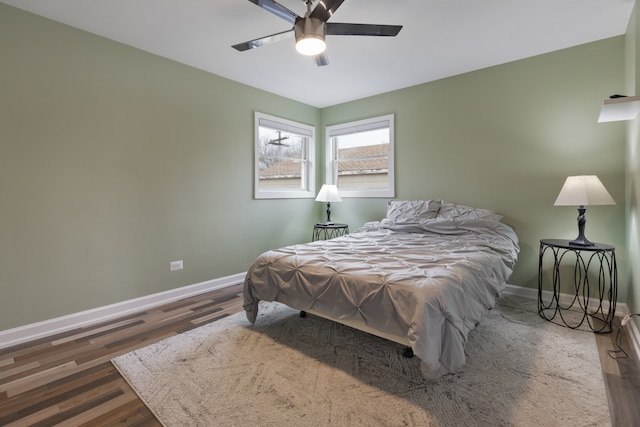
[112,297,611,427]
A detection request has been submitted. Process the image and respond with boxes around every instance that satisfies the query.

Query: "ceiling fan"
[232,0,402,66]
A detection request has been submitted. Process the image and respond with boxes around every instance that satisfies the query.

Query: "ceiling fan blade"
[326,23,402,37]
[313,51,329,67]
[248,0,300,24]
[309,0,346,22]
[232,29,294,51]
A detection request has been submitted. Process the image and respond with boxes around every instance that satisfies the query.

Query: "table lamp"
[315,184,342,224]
[553,175,615,246]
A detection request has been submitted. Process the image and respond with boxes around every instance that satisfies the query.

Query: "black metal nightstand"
[538,239,617,333]
[312,223,349,241]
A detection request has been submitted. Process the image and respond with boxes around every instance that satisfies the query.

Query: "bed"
[243,200,519,379]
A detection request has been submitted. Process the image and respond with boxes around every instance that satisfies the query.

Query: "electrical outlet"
[170,260,183,271]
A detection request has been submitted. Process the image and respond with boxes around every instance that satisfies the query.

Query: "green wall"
[0,3,628,331]
[0,4,320,330]
[321,38,626,295]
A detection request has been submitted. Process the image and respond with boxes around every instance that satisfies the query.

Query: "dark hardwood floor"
[1,283,638,426]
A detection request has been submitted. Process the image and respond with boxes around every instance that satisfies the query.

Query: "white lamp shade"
[315,184,342,202]
[553,175,615,206]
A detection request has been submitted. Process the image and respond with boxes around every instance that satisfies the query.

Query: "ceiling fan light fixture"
[233,0,403,66]
[295,17,326,56]
[296,35,326,56]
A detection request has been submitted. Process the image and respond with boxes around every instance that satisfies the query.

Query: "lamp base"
[569,205,594,246]
[568,237,594,247]
[325,202,332,223]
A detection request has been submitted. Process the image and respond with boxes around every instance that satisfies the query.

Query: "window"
[254,112,316,199]
[325,114,394,198]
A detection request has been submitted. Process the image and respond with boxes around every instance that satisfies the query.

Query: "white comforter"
[243,216,519,379]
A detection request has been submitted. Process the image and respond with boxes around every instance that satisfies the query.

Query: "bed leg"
[402,347,414,358]
[300,311,307,318]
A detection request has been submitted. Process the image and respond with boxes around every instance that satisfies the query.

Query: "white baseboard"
[0,273,246,350]
[502,283,538,301]
[627,319,640,367]
[502,283,630,316]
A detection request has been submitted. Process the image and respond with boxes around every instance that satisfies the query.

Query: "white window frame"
[254,112,316,199]
[325,114,395,198]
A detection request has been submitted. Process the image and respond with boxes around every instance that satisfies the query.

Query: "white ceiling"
[2,0,635,108]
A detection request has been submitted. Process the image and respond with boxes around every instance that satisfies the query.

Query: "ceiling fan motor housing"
[294,17,326,51]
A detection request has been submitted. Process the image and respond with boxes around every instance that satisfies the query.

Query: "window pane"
[254,112,315,199]
[336,129,389,157]
[337,159,389,189]
[258,128,306,190]
[325,114,394,198]
[257,129,305,160]
[258,159,305,189]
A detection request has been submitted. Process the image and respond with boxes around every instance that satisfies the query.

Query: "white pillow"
[437,201,503,221]
[386,200,442,222]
